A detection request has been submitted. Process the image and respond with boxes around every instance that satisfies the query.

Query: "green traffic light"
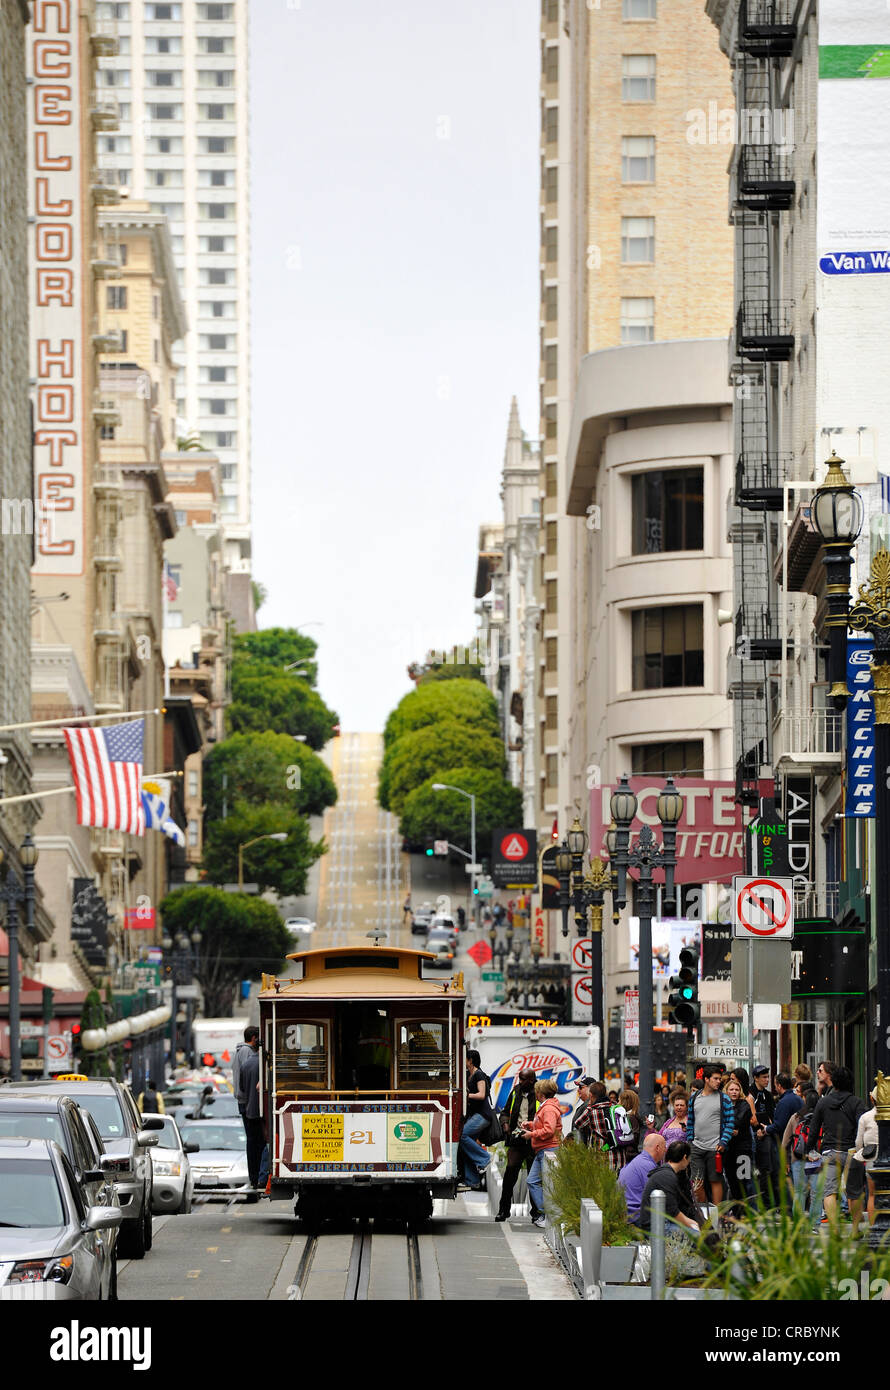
[426,847,433,856]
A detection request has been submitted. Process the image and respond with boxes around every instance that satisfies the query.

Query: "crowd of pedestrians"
[464,1054,876,1235]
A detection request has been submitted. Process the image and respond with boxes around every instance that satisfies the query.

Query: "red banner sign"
[590,779,767,885]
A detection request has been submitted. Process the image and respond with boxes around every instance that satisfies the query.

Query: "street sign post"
[694,1043,749,1062]
[732,876,794,1078]
[624,989,639,1047]
[571,974,593,1023]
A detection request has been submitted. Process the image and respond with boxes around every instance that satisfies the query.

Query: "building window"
[206,268,231,285]
[543,44,559,83]
[620,297,654,343]
[96,3,130,17]
[621,135,655,183]
[147,70,180,87]
[107,286,127,310]
[544,284,558,322]
[623,0,656,15]
[100,424,116,441]
[545,637,557,673]
[201,36,233,54]
[544,224,558,263]
[206,334,230,349]
[544,105,558,143]
[545,579,557,616]
[118,244,128,267]
[631,741,704,777]
[545,753,558,788]
[631,606,704,690]
[167,611,183,629]
[545,520,557,557]
[544,343,557,380]
[632,468,704,554]
[622,55,656,101]
[188,770,199,797]
[544,163,558,203]
[147,3,182,18]
[621,216,655,263]
[148,104,182,121]
[202,104,233,121]
[205,236,229,252]
[220,459,236,475]
[188,820,199,847]
[208,366,228,382]
[545,694,558,731]
[201,137,234,154]
[199,3,234,17]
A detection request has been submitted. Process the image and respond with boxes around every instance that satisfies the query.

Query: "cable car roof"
[258,946,466,1000]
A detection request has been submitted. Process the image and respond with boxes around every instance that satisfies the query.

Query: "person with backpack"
[574,1081,634,1171]
[784,1088,820,1215]
[619,1088,649,1159]
[804,1062,866,1225]
[686,1063,734,1208]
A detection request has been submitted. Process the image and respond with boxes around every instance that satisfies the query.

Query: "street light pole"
[556,819,615,1071]
[608,776,682,1117]
[431,782,477,916]
[0,860,24,1083]
[237,832,288,890]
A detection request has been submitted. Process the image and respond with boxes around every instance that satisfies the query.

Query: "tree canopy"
[160,886,293,1017]
[399,766,523,847]
[203,731,336,821]
[380,722,506,815]
[383,678,499,749]
[202,802,325,896]
[226,627,339,748]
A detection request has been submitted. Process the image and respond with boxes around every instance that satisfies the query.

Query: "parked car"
[0,1094,120,1267]
[150,1115,197,1216]
[0,1138,122,1301]
[284,917,315,936]
[425,929,456,969]
[8,1079,162,1260]
[178,1119,250,1199]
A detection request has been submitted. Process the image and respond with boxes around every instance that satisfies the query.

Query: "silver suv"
[5,1079,161,1259]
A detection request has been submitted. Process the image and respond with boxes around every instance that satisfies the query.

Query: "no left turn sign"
[732,875,794,939]
[572,938,593,969]
[573,976,593,1005]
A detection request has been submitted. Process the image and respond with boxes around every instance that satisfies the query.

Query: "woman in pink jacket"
[520,1078,563,1228]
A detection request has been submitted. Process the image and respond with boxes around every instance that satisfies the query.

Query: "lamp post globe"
[656,778,683,827]
[567,818,588,858]
[811,451,864,545]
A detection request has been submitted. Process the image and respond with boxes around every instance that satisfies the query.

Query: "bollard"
[580,1197,603,1298]
[486,1155,501,1218]
[650,1188,666,1300]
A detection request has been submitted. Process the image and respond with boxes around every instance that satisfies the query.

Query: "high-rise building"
[539,1,737,1040]
[94,0,253,623]
[708,0,890,1084]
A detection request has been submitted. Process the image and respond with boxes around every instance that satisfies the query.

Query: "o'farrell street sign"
[695,1043,748,1061]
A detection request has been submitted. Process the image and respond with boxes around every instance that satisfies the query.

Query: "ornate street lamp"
[556,817,618,1073]
[811,451,864,709]
[609,775,682,1116]
[813,476,890,1246]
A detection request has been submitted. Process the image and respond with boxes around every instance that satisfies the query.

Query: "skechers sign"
[847,637,875,818]
[820,251,890,274]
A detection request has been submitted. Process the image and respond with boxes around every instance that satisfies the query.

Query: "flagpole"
[0,707,162,735]
[0,769,182,808]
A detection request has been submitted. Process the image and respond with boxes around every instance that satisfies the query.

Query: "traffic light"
[668,946,700,1028]
[425,843,434,857]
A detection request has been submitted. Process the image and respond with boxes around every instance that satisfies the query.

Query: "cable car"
[258,945,465,1224]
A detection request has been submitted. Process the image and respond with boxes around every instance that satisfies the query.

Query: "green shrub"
[697,1175,890,1299]
[546,1142,636,1245]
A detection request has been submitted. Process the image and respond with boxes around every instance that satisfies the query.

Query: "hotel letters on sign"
[28,0,84,574]
[590,779,765,885]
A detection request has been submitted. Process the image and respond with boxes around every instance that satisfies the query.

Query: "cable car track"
[287,1220,424,1301]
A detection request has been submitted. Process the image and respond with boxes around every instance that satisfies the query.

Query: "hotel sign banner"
[28,0,84,574]
[590,779,768,885]
[847,637,876,817]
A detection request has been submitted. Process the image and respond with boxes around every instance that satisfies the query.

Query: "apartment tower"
[94,0,252,620]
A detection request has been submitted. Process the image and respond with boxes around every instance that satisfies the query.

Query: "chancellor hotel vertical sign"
[28,0,84,574]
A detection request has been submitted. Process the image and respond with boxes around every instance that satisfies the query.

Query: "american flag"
[63,719,145,836]
[164,562,179,601]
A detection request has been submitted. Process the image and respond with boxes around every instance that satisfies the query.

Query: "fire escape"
[729,9,797,807]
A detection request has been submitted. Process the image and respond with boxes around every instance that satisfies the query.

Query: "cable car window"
[275,1021,328,1090]
[396,1020,449,1089]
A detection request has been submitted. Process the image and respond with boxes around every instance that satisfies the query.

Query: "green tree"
[399,766,522,846]
[419,663,484,684]
[251,580,268,613]
[202,803,325,896]
[380,723,506,815]
[78,989,111,1078]
[232,627,319,680]
[227,669,339,749]
[383,679,499,749]
[160,886,293,1017]
[203,731,337,820]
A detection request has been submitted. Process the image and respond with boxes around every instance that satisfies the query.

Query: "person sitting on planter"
[519,1078,563,1229]
[618,1132,665,1224]
[637,1140,702,1238]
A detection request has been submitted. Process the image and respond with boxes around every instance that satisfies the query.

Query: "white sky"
[249,0,539,732]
